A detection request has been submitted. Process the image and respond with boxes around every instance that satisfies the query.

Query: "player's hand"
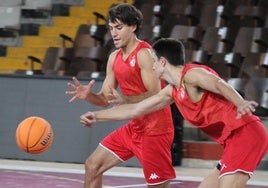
[66,77,95,102]
[236,100,258,119]
[80,111,96,127]
[107,86,125,105]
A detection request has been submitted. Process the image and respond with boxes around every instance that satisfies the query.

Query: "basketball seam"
[27,118,37,153]
[28,121,48,152]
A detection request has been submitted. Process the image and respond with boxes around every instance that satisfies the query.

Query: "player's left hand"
[80,111,96,127]
[236,100,258,119]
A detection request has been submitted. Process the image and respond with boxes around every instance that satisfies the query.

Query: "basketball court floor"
[0,159,267,188]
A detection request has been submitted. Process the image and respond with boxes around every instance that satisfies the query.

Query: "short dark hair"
[107,4,143,36]
[152,38,185,66]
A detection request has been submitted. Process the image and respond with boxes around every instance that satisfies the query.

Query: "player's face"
[108,19,136,49]
[151,50,164,79]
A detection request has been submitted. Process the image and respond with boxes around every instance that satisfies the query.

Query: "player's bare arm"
[80,85,173,127]
[184,68,258,117]
[123,48,161,104]
[66,52,118,107]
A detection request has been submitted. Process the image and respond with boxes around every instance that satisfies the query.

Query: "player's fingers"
[80,118,94,127]
[251,101,259,107]
[65,90,75,95]
[236,113,242,119]
[249,105,256,113]
[88,80,95,88]
[69,96,77,103]
[80,120,90,127]
[72,77,81,86]
[67,82,77,90]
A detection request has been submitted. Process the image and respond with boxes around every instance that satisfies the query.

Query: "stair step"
[22,36,71,48]
[84,0,132,8]
[69,6,107,24]
[52,16,88,27]
[0,57,42,71]
[7,47,47,59]
[39,26,78,38]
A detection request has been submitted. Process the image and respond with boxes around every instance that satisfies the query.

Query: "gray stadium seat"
[245,78,268,117]
[170,25,203,50]
[239,52,268,78]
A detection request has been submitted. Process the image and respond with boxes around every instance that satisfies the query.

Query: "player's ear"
[131,24,137,33]
[160,57,167,66]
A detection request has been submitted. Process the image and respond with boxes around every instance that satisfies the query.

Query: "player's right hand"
[80,111,96,127]
[236,100,258,119]
[65,77,95,102]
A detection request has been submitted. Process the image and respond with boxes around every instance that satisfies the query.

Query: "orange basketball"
[16,116,54,154]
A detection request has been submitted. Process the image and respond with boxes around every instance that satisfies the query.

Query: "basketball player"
[80,38,268,188]
[66,4,175,188]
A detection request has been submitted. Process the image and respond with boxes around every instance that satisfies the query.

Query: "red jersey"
[113,41,173,135]
[172,64,260,144]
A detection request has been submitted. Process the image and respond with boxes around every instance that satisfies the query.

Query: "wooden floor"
[0,159,268,188]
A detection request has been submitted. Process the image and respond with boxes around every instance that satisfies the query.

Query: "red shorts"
[219,120,268,178]
[100,124,176,185]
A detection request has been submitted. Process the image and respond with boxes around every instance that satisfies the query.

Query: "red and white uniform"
[100,41,175,185]
[172,63,268,177]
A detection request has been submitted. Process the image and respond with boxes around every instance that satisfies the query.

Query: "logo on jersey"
[129,55,136,67]
[149,173,160,180]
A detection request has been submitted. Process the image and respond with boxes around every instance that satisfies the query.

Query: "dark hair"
[107,4,143,36]
[152,38,185,66]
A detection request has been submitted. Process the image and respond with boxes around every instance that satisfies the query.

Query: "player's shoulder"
[137,47,152,61]
[107,49,120,62]
[109,49,120,57]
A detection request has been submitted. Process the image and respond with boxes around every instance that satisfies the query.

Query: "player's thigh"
[219,172,249,188]
[86,145,122,171]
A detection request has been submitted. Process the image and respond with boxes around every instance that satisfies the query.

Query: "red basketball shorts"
[100,124,176,185]
[218,120,268,178]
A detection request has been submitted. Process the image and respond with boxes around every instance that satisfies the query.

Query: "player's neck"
[165,66,183,88]
[121,37,140,56]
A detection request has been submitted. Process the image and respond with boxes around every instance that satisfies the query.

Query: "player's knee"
[85,157,99,177]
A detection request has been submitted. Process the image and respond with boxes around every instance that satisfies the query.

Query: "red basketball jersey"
[113,41,173,135]
[172,64,260,144]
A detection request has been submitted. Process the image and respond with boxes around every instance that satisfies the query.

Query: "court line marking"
[2,169,84,183]
[0,164,267,186]
[103,181,182,188]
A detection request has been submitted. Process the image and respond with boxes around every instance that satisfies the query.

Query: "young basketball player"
[66,4,175,188]
[80,38,268,188]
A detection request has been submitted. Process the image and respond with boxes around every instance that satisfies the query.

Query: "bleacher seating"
[0,0,267,82]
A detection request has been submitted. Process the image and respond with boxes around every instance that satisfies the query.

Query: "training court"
[1,159,267,188]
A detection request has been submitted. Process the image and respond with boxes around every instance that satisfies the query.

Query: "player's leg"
[199,121,268,188]
[84,145,122,188]
[198,170,249,188]
[197,168,219,188]
[148,181,170,188]
[141,133,176,188]
[218,172,249,188]
[84,125,134,188]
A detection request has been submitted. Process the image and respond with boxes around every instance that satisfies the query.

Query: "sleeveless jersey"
[172,64,260,144]
[113,41,173,135]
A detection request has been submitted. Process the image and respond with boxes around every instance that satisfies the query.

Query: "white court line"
[103,182,182,188]
[0,163,267,187]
